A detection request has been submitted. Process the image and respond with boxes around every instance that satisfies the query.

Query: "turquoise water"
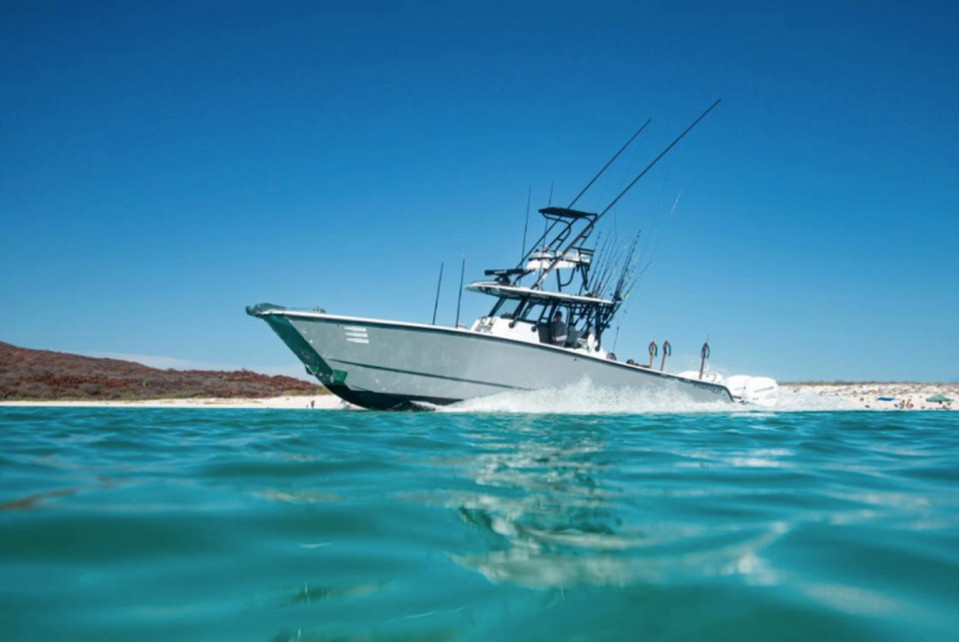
[1,407,958,641]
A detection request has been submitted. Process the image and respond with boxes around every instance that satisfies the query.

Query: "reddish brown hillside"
[0,342,323,400]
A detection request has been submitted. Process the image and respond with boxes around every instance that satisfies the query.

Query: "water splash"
[434,379,855,414]
[438,379,734,414]
[774,387,856,412]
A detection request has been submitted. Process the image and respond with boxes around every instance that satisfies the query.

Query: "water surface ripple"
[1,408,957,640]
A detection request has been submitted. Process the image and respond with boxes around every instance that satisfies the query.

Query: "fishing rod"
[612,231,643,299]
[594,239,626,299]
[602,256,652,328]
[533,99,722,290]
[588,232,613,294]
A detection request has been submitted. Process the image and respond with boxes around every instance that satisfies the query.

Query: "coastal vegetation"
[0,341,323,401]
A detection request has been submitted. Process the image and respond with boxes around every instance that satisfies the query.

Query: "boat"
[248,101,779,410]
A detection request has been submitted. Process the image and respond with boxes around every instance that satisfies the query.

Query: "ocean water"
[1,404,958,641]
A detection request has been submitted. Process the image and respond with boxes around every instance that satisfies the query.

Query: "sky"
[2,0,957,382]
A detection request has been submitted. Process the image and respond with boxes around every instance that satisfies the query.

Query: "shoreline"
[0,395,349,410]
[0,383,955,411]
[781,382,956,411]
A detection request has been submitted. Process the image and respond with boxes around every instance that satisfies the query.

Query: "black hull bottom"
[326,385,460,411]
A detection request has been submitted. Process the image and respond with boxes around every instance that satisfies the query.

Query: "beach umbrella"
[925,394,953,403]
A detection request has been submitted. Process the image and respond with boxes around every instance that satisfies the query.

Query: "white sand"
[0,395,352,410]
[785,382,957,411]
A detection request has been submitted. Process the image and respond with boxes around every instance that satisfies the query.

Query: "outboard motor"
[727,374,780,407]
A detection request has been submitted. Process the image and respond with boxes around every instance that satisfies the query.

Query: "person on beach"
[552,311,568,346]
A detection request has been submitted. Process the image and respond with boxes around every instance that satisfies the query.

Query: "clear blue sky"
[2,0,957,382]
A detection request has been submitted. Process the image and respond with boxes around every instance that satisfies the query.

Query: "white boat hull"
[250,307,733,410]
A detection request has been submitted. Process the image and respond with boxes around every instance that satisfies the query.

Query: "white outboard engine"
[677,370,779,407]
[725,375,750,399]
[727,375,779,407]
[677,370,726,386]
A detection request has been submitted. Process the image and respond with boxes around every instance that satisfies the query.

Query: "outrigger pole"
[532,99,722,290]
[567,119,652,210]
[518,120,653,268]
[599,99,721,219]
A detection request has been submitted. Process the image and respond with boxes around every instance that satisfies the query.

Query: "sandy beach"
[781,382,957,411]
[1,383,955,410]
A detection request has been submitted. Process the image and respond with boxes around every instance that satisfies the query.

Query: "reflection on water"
[447,419,791,589]
[0,486,78,511]
[454,427,629,587]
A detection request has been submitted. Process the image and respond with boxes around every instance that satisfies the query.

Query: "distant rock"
[0,341,324,400]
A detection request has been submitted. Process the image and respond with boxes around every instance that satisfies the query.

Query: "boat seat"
[537,323,550,344]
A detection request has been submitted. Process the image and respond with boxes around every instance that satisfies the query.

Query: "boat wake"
[426,379,855,414]
[433,379,733,415]
[773,387,856,412]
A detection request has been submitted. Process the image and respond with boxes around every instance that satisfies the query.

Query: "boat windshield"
[497,298,523,319]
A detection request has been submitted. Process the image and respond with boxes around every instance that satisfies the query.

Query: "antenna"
[455,258,465,328]
[543,183,551,247]
[520,186,531,263]
[431,262,444,325]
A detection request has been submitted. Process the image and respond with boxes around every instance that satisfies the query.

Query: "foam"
[773,387,856,412]
[436,379,855,415]
[439,379,738,415]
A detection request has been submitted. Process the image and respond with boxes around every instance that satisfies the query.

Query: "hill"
[0,341,323,400]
